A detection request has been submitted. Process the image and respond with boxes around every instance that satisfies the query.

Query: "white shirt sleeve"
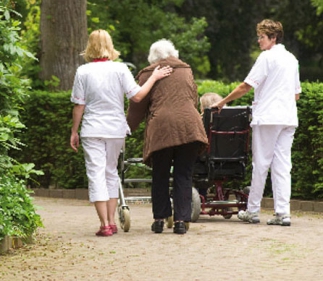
[244,52,268,89]
[119,64,141,99]
[71,69,86,104]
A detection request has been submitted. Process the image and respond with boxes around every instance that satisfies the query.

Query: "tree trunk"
[40,0,88,91]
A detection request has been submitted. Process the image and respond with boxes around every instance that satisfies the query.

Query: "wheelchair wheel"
[118,206,130,232]
[191,187,201,222]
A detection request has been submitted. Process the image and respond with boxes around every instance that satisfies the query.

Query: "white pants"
[81,137,123,203]
[248,125,296,214]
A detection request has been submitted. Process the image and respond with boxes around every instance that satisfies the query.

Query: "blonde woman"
[70,30,172,236]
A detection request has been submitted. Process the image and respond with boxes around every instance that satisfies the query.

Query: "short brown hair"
[82,29,120,62]
[257,19,284,44]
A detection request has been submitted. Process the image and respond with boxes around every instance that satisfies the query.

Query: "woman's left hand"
[152,65,173,80]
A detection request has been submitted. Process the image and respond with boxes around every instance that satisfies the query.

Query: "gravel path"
[1,197,323,281]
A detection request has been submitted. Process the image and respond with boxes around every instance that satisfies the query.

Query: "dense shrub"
[13,81,323,200]
[11,91,88,189]
[0,174,43,240]
[292,82,323,199]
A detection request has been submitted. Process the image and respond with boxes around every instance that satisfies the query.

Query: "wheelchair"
[191,106,252,221]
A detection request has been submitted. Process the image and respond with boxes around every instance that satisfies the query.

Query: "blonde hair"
[200,92,224,113]
[257,19,284,44]
[82,29,120,62]
[148,39,179,64]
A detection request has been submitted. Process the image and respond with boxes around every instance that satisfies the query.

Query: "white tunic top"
[244,44,301,127]
[71,61,141,138]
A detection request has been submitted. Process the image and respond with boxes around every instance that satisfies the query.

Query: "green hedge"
[12,81,323,199]
[292,82,323,199]
[10,91,87,189]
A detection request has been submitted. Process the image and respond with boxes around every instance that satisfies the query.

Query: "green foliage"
[196,80,254,106]
[0,3,36,174]
[267,0,323,82]
[12,0,323,89]
[11,91,88,189]
[87,0,210,77]
[292,82,323,199]
[19,0,42,88]
[0,8,33,113]
[0,173,43,241]
[0,2,43,241]
[311,0,323,15]
[151,15,210,78]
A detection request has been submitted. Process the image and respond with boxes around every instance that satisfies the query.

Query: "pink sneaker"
[109,224,118,234]
[96,225,113,236]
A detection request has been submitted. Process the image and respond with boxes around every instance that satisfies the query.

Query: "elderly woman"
[127,39,208,234]
[70,30,172,237]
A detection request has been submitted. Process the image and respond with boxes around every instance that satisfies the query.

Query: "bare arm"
[131,65,172,103]
[70,104,85,152]
[212,82,252,111]
[295,93,300,101]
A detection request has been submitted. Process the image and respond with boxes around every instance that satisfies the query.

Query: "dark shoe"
[173,221,186,234]
[151,220,164,233]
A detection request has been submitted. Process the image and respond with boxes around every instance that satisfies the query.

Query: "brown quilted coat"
[126,56,208,166]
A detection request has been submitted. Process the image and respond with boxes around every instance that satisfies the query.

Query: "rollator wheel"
[166,216,173,228]
[118,206,130,232]
[191,187,201,222]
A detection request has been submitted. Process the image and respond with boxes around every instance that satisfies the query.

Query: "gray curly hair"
[148,39,179,64]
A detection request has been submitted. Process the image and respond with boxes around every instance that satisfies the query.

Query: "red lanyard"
[93,58,109,62]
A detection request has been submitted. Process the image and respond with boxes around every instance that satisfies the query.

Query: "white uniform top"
[71,61,141,138]
[244,44,301,127]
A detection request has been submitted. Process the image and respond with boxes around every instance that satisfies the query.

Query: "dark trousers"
[151,142,199,221]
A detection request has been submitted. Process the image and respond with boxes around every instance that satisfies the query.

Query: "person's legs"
[104,138,124,232]
[82,137,112,236]
[107,199,118,233]
[172,142,199,222]
[150,147,173,233]
[267,126,295,226]
[151,147,173,220]
[239,125,279,223]
[82,138,110,203]
[248,125,278,212]
[94,201,109,227]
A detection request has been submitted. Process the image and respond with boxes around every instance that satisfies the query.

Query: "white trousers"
[81,137,123,203]
[248,125,296,214]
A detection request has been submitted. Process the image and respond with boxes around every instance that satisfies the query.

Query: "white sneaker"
[267,213,291,226]
[237,210,260,224]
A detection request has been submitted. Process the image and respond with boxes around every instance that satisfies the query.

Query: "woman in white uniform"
[70,29,172,236]
[212,19,301,226]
